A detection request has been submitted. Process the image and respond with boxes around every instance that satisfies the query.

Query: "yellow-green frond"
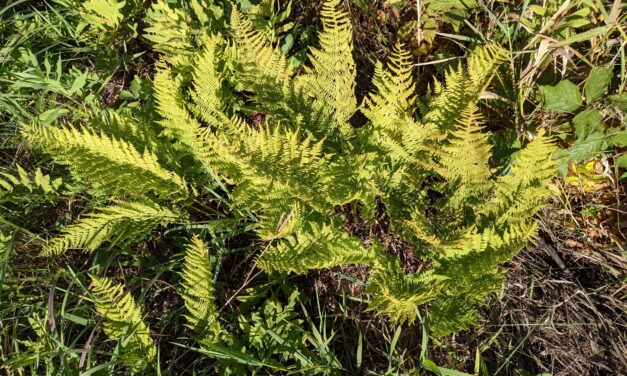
[181,236,222,344]
[481,130,556,225]
[144,0,196,67]
[206,124,332,214]
[467,44,509,95]
[428,297,481,338]
[88,109,159,152]
[79,0,125,31]
[299,0,356,138]
[423,44,507,131]
[256,222,377,274]
[90,275,156,369]
[230,9,294,99]
[154,63,209,161]
[366,254,443,324]
[190,36,235,131]
[43,202,180,256]
[363,42,415,123]
[22,122,187,198]
[229,9,318,135]
[433,102,493,206]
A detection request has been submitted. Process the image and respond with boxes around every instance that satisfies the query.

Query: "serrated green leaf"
[0,172,19,186]
[34,168,53,193]
[616,155,627,169]
[541,80,582,112]
[573,109,603,138]
[567,109,607,162]
[584,67,612,103]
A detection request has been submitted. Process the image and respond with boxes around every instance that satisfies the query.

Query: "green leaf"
[584,67,612,103]
[16,165,32,191]
[554,148,570,177]
[556,25,611,46]
[69,71,88,95]
[423,358,473,376]
[568,109,608,161]
[609,93,627,111]
[425,0,479,11]
[616,155,627,169]
[38,108,69,125]
[541,80,582,112]
[607,127,627,147]
[573,109,603,138]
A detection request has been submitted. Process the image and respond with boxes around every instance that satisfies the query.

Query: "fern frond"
[361,42,436,201]
[230,9,294,90]
[88,109,159,152]
[366,254,442,324]
[428,297,481,337]
[22,122,187,198]
[423,44,507,132]
[299,0,356,138]
[144,0,196,67]
[43,202,180,256]
[481,130,556,225]
[229,9,319,134]
[190,36,237,131]
[433,102,493,207]
[426,221,538,337]
[256,222,377,274]
[363,43,415,122]
[154,63,210,162]
[467,44,509,95]
[79,0,125,31]
[180,236,222,344]
[255,202,305,241]
[206,124,333,213]
[90,275,156,369]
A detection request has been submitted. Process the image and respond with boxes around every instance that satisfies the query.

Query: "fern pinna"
[23,0,555,363]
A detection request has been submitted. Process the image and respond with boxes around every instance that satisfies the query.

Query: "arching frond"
[22,123,187,198]
[43,202,180,256]
[363,43,415,124]
[299,0,356,138]
[90,275,156,369]
[481,130,556,225]
[206,124,332,213]
[432,102,493,207]
[367,254,443,324]
[87,109,159,152]
[422,44,507,132]
[180,236,222,344]
[190,35,236,131]
[144,0,196,67]
[256,222,377,274]
[228,9,334,142]
[154,63,208,161]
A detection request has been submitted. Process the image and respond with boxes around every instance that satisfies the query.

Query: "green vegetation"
[1,0,625,375]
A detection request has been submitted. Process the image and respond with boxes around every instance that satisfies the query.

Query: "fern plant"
[24,0,555,348]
